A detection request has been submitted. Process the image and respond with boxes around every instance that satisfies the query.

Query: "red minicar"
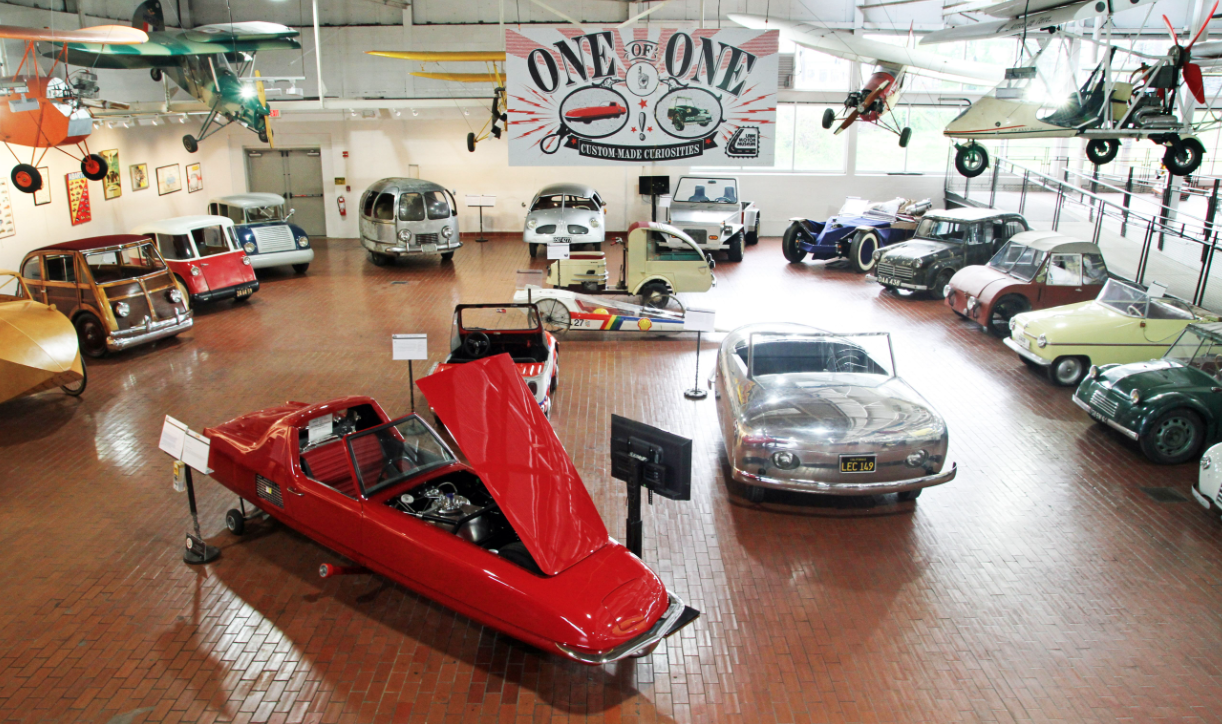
[204,354,697,664]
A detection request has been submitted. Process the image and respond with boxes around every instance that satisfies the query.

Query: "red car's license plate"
[236,287,252,298]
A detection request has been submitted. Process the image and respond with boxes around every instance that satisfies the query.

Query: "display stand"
[609,415,693,561]
[465,195,495,243]
[182,466,220,564]
[684,332,708,400]
[161,415,220,565]
[682,307,715,400]
[392,334,428,412]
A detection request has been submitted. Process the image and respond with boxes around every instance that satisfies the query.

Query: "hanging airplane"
[729,14,1006,145]
[366,50,507,152]
[925,0,1162,44]
[0,23,148,193]
[53,0,300,152]
[945,3,1222,178]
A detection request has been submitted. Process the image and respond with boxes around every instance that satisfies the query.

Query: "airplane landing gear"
[822,108,835,129]
[80,154,108,181]
[150,67,162,82]
[1086,138,1120,166]
[182,135,199,153]
[1164,137,1205,177]
[899,127,912,148]
[10,164,42,194]
[954,142,989,178]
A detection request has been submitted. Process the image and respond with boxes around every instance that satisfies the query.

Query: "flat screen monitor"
[610,414,691,501]
[638,175,670,196]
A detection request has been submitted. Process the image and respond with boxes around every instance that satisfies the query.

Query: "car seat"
[689,186,709,202]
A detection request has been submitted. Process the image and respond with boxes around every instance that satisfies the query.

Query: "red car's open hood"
[418,354,609,576]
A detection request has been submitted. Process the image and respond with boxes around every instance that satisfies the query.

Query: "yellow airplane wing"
[409,71,501,83]
[367,50,506,62]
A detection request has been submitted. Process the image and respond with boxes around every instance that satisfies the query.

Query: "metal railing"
[945,149,1222,308]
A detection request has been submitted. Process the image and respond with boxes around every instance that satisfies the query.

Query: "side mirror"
[285,209,296,221]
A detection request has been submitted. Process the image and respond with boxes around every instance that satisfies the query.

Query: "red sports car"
[564,102,627,124]
[204,354,697,664]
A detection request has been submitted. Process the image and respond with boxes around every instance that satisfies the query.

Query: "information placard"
[159,415,188,459]
[392,333,428,361]
[465,195,496,207]
[547,243,571,260]
[307,415,332,445]
[683,307,716,333]
[182,430,212,474]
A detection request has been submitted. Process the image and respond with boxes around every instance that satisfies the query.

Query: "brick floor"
[3,233,1222,723]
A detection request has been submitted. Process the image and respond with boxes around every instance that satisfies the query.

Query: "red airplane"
[822,68,911,147]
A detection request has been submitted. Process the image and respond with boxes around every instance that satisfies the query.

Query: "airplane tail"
[132,0,165,32]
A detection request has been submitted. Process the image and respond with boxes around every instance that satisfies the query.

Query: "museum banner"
[506,28,778,167]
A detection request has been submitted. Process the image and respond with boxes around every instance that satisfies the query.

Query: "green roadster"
[1073,322,1222,464]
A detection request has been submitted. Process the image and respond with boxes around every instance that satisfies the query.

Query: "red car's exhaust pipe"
[318,563,366,578]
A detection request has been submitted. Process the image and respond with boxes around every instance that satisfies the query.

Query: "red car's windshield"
[348,415,455,496]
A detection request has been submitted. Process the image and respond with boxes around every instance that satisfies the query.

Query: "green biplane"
[57,0,300,152]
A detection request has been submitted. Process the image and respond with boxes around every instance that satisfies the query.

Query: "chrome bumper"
[1003,336,1052,367]
[732,462,957,495]
[864,274,928,291]
[555,593,699,665]
[362,237,462,256]
[1192,481,1213,511]
[1071,393,1140,440]
[107,312,193,351]
[248,248,314,269]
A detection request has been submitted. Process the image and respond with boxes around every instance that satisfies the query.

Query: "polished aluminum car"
[523,183,606,258]
[359,178,461,265]
[713,324,956,503]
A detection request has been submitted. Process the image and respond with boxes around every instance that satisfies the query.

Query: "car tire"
[727,233,744,263]
[848,231,880,273]
[292,263,310,274]
[225,509,246,536]
[1049,355,1089,386]
[550,370,558,394]
[746,486,766,503]
[440,251,455,262]
[528,243,539,259]
[898,488,922,501]
[74,312,108,359]
[591,242,602,253]
[172,275,193,311]
[369,252,391,267]
[1140,409,1205,465]
[782,223,807,263]
[745,215,760,246]
[929,269,955,300]
[988,295,1031,337]
[638,282,670,306]
[61,357,86,396]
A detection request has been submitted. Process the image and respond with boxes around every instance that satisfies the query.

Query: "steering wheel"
[463,331,491,358]
[832,348,869,373]
[714,196,733,203]
[1126,304,1144,317]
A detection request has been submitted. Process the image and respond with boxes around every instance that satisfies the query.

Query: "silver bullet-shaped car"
[713,323,956,503]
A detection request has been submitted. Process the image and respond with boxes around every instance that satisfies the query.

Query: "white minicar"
[523,183,607,259]
[1193,442,1222,517]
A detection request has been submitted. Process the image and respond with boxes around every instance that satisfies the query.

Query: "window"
[424,190,451,220]
[21,256,41,281]
[373,192,395,221]
[399,193,425,221]
[1083,253,1108,284]
[1047,253,1083,285]
[44,255,75,282]
[246,205,283,222]
[793,46,850,90]
[362,192,376,218]
[856,106,962,174]
[191,226,232,257]
[349,416,456,497]
[971,223,991,245]
[1005,221,1028,239]
[84,243,166,282]
[917,218,967,243]
[794,105,845,171]
[157,234,193,260]
[674,178,738,203]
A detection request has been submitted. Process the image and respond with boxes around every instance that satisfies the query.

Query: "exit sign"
[269,109,281,118]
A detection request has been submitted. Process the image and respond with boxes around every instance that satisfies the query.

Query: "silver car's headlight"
[966,295,977,311]
[905,449,928,468]
[398,229,412,243]
[1037,334,1048,348]
[943,285,953,299]
[114,301,130,318]
[771,451,800,470]
[1202,455,1212,470]
[296,235,310,248]
[441,225,453,239]
[1129,389,1141,404]
[527,218,538,229]
[243,241,256,254]
[589,217,600,228]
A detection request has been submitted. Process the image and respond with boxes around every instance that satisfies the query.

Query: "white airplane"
[729,14,1006,145]
[924,0,1162,44]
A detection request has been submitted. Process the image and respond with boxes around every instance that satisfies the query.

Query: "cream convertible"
[1004,279,1220,387]
[712,324,956,503]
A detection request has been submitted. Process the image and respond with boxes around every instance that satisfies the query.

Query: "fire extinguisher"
[337,196,347,218]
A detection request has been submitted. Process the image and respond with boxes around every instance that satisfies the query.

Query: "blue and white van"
[208,193,314,273]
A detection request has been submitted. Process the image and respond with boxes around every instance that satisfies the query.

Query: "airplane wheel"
[822,108,835,129]
[899,127,912,148]
[81,154,108,181]
[61,357,86,396]
[1086,138,1120,165]
[1165,137,1205,177]
[954,143,989,178]
[182,135,199,153]
[10,164,42,194]
[258,130,268,143]
[467,132,476,153]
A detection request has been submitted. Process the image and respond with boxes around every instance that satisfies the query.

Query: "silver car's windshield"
[737,333,895,379]
[989,241,1047,281]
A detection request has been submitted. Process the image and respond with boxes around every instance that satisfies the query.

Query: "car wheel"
[172,275,193,310]
[782,223,807,263]
[929,269,955,300]
[292,263,310,274]
[440,251,455,262]
[1049,355,1089,386]
[74,313,108,359]
[528,243,539,259]
[745,215,760,246]
[225,509,246,536]
[954,143,989,178]
[550,370,558,394]
[369,252,390,267]
[1140,409,1205,464]
[638,282,670,307]
[746,486,766,503]
[674,119,685,131]
[898,488,922,501]
[848,231,880,273]
[591,242,602,253]
[535,298,571,333]
[60,357,87,396]
[727,233,744,263]
[988,295,1031,337]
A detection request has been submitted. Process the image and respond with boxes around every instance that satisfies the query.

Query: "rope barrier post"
[1121,167,1133,237]
[1019,170,1029,215]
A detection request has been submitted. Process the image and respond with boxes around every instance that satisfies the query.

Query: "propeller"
[254,69,275,149]
[1162,0,1218,104]
[835,79,891,135]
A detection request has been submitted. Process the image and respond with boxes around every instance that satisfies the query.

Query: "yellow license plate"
[236,287,252,298]
[839,455,876,474]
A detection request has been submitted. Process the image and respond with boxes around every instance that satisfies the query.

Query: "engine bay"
[385,470,543,575]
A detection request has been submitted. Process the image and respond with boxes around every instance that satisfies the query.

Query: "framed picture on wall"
[33,167,50,206]
[186,162,202,193]
[0,179,16,239]
[130,163,149,191]
[156,163,181,196]
[66,172,91,225]
[100,149,121,200]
